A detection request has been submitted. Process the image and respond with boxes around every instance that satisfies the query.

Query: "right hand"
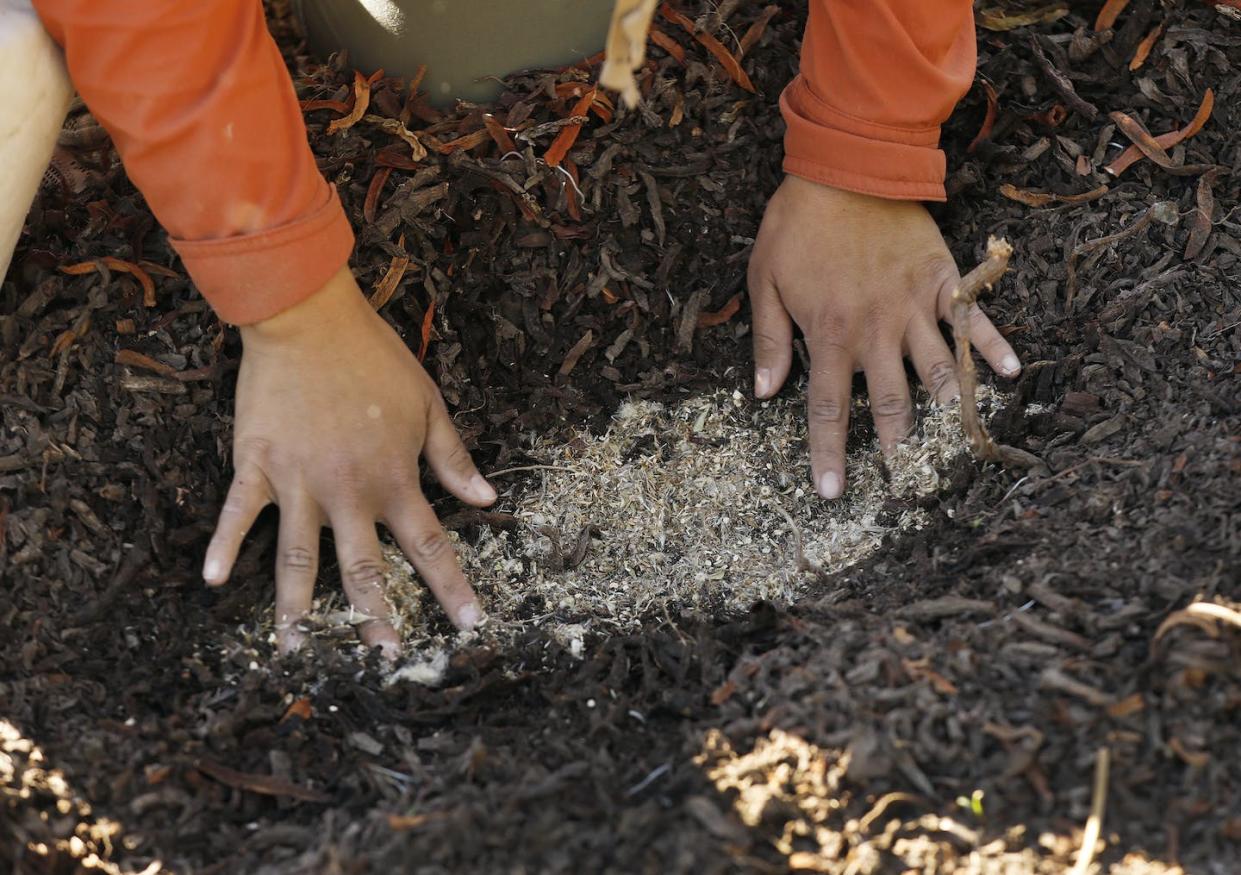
[201,266,496,657]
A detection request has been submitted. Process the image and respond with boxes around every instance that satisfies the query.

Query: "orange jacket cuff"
[780,77,948,203]
[171,182,354,325]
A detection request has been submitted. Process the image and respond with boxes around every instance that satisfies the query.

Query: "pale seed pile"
[363,385,1000,676]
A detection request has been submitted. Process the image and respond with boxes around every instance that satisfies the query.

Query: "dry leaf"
[697,292,742,328]
[978,3,1068,31]
[660,4,755,93]
[328,71,371,134]
[363,166,393,224]
[967,82,999,153]
[115,349,177,377]
[483,113,516,153]
[61,257,156,307]
[1184,169,1219,260]
[738,5,780,58]
[649,26,686,63]
[418,297,436,362]
[1105,88,1213,176]
[1095,0,1132,30]
[1108,109,1217,175]
[599,0,659,108]
[370,255,410,311]
[1129,21,1165,70]
[545,89,596,167]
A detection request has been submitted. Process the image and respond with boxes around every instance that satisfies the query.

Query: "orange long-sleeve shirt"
[32,0,975,325]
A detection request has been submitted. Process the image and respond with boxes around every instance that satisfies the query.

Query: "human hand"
[201,266,496,657]
[748,176,1021,499]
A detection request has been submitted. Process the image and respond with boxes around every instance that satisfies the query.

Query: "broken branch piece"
[951,238,1044,471]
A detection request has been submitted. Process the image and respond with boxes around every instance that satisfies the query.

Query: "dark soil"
[3,2,1239,872]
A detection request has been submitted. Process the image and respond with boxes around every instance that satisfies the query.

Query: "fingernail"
[818,471,842,500]
[457,602,484,631]
[202,557,222,583]
[755,368,772,398]
[1000,354,1021,377]
[471,474,497,503]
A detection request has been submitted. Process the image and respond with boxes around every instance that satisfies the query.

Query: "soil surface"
[3,2,1239,873]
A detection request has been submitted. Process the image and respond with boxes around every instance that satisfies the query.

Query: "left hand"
[747,176,1021,499]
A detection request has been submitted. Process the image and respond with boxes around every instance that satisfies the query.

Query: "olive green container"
[294,0,614,105]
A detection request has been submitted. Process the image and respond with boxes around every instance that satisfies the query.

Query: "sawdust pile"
[374,385,999,664]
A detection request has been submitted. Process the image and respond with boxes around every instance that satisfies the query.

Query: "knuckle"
[234,436,273,466]
[344,558,386,589]
[389,460,422,491]
[329,455,367,494]
[282,546,315,573]
[927,360,959,396]
[410,528,452,564]
[441,442,473,475]
[871,392,909,419]
[752,330,784,358]
[807,396,847,424]
[812,311,848,344]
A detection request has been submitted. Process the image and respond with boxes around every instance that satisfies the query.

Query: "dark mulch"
[2,2,1239,872]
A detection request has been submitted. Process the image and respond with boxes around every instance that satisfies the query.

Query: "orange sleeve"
[32,0,354,325]
[781,0,977,202]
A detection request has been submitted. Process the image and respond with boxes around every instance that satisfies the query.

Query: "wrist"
[239,265,369,348]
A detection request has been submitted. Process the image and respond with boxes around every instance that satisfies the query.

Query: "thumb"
[423,395,496,507]
[748,273,793,399]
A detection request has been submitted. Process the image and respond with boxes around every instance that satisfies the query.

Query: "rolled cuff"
[171,182,354,325]
[780,77,948,202]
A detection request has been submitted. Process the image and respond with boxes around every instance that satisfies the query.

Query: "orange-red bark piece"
[967,82,999,153]
[483,114,517,153]
[328,71,372,134]
[697,292,742,328]
[363,166,393,225]
[61,257,156,307]
[649,26,687,64]
[1104,89,1214,177]
[418,298,436,362]
[659,4,756,93]
[1095,0,1131,30]
[1129,21,1165,70]
[545,88,597,167]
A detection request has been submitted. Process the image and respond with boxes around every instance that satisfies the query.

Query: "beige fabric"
[0,0,72,283]
[599,0,657,107]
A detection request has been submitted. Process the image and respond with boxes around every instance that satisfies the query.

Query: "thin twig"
[486,464,579,478]
[1066,202,1176,310]
[950,238,1047,472]
[1069,747,1110,875]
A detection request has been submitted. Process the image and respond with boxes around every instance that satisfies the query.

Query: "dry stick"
[1069,747,1111,875]
[951,238,1044,471]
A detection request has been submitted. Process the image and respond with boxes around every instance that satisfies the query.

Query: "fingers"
[862,345,914,455]
[329,514,401,660]
[423,395,496,507]
[906,317,960,405]
[203,467,271,586]
[748,274,794,399]
[806,340,854,499]
[274,497,321,655]
[952,301,1021,379]
[385,493,482,631]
